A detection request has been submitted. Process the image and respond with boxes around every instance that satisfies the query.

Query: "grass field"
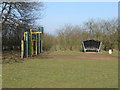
[2,51,118,88]
[47,50,119,56]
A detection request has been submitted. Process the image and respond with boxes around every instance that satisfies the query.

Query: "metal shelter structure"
[82,39,102,52]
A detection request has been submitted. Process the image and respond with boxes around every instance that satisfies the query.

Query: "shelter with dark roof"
[82,39,102,52]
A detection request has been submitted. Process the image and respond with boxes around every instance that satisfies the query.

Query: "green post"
[25,32,28,58]
[38,33,41,54]
[35,34,38,55]
[40,39,42,53]
[28,33,32,56]
[40,33,43,53]
[39,27,44,33]
[41,27,44,53]
[41,27,44,34]
[38,27,44,53]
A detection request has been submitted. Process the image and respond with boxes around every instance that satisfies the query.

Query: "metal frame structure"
[21,27,44,58]
[82,39,102,52]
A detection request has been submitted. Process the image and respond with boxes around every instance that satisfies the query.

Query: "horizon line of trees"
[43,18,119,51]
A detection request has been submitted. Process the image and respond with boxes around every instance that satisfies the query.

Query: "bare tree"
[46,19,118,51]
[2,2,44,50]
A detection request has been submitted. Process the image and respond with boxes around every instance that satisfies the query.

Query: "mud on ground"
[38,53,118,60]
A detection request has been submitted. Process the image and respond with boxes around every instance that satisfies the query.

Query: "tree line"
[43,19,119,51]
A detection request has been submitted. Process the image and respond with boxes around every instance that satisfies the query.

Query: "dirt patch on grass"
[2,51,118,64]
[2,51,23,63]
[38,53,118,60]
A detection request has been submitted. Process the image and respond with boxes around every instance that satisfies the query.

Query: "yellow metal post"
[30,32,32,56]
[30,29,34,56]
[21,40,24,58]
[24,32,26,40]
[30,29,32,32]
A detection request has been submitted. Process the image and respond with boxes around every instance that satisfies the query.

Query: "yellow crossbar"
[31,32,42,34]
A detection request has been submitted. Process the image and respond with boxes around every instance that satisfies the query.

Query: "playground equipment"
[21,27,44,58]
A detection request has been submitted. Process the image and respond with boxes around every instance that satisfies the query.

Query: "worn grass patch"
[3,58,118,88]
[2,51,23,64]
[47,50,88,55]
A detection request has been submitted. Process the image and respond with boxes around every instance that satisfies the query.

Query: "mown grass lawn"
[2,55,118,88]
[102,50,119,57]
[47,50,119,57]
